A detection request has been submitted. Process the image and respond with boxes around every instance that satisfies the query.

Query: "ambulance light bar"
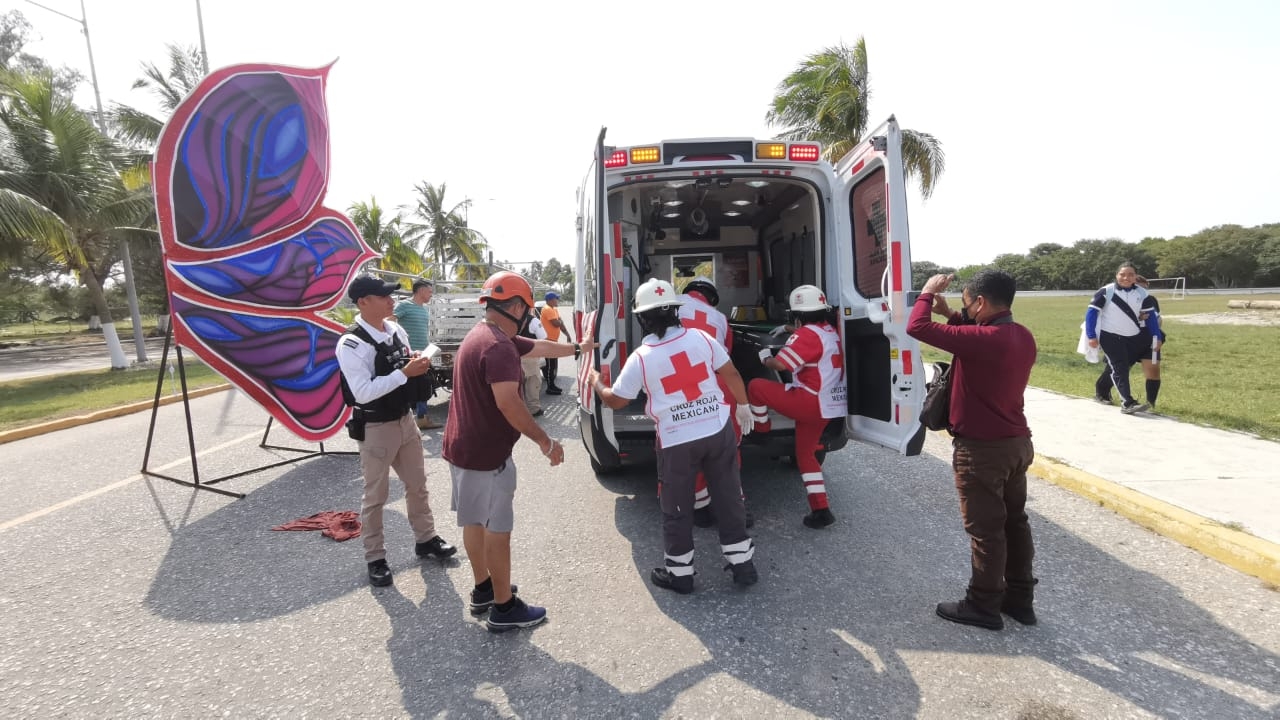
[756,142,821,162]
[788,144,821,162]
[756,143,786,160]
[606,140,823,169]
[629,146,660,164]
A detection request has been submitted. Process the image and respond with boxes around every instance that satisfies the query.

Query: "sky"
[7,0,1279,269]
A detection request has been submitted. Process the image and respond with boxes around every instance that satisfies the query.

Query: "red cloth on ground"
[272,511,362,541]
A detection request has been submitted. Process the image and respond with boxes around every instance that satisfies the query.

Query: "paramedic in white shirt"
[590,278,758,595]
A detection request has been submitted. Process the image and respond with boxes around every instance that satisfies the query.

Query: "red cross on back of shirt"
[660,350,710,402]
[682,309,719,341]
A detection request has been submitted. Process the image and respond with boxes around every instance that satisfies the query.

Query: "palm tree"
[111,43,204,151]
[402,181,490,281]
[0,72,154,368]
[766,38,946,198]
[347,197,423,279]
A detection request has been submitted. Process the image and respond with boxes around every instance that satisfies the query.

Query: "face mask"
[960,301,978,324]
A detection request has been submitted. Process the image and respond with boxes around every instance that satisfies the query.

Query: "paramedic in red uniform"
[591,278,758,594]
[748,284,847,529]
[677,277,750,528]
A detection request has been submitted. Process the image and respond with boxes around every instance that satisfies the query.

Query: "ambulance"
[574,118,926,474]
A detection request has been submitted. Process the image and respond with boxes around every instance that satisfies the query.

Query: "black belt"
[357,407,411,424]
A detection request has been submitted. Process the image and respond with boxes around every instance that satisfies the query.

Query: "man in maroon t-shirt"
[907,269,1038,631]
[443,271,592,633]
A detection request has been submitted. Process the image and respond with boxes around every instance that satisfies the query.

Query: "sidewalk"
[1024,388,1280,584]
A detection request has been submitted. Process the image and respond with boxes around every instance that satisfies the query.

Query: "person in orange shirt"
[540,291,573,394]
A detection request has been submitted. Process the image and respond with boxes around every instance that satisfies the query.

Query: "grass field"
[917,293,1280,440]
[0,363,224,433]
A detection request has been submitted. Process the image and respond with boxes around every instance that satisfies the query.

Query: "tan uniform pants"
[521,355,542,414]
[359,412,438,562]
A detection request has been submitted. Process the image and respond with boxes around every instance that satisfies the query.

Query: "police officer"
[336,276,457,587]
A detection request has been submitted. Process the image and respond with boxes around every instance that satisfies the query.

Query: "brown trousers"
[952,435,1037,612]
[359,412,438,562]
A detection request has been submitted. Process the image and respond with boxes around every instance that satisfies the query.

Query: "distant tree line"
[913,223,1280,291]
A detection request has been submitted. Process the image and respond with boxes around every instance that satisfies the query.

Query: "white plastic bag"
[1076,322,1100,364]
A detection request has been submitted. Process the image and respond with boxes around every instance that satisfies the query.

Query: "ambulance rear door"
[575,128,625,471]
[833,117,926,456]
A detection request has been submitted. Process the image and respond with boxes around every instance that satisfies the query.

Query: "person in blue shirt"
[1084,264,1164,414]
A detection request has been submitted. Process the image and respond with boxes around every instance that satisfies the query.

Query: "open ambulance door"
[576,128,625,472]
[834,117,927,456]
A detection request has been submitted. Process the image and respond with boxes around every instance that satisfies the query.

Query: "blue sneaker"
[486,597,547,633]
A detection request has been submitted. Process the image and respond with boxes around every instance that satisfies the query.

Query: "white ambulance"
[574,118,926,474]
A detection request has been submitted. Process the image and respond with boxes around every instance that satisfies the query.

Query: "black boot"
[936,598,1003,630]
[1002,578,1038,626]
[802,508,836,529]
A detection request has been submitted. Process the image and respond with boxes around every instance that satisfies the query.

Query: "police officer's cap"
[348,276,400,301]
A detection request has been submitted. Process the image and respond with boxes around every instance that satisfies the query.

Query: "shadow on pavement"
[610,445,1280,719]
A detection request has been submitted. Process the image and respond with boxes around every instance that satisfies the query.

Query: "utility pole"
[194,0,210,73]
[25,0,147,365]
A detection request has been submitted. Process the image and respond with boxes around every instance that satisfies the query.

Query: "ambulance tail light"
[788,144,821,162]
[755,143,786,160]
[604,150,628,169]
[629,146,660,164]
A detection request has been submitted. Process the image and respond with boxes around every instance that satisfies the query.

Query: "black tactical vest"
[338,324,414,423]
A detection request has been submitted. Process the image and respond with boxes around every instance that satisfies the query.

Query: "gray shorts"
[449,458,518,533]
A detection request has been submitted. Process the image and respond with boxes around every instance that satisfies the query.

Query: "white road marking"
[0,429,263,533]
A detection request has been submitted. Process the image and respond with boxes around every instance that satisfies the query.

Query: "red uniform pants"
[747,378,829,512]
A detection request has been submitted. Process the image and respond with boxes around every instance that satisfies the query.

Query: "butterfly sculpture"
[153,63,377,441]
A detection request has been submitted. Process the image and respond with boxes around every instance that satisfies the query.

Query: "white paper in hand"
[423,343,442,360]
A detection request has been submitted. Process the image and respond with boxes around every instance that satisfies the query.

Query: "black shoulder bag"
[921,361,953,432]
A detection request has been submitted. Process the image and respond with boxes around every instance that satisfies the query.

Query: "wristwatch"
[573,342,581,359]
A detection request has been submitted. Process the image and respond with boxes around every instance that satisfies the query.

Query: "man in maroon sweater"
[907,270,1038,631]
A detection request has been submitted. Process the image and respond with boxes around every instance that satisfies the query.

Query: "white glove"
[734,404,754,436]
[758,348,773,364]
[769,324,788,336]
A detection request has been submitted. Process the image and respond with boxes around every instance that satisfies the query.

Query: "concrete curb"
[1030,456,1280,587]
[0,384,233,447]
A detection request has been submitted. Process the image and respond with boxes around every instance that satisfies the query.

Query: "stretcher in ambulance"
[574,119,926,474]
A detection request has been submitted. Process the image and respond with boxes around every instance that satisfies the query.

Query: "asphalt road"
[1,379,1277,718]
[0,337,172,382]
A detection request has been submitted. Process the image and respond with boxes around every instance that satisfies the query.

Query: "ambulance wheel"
[590,455,621,476]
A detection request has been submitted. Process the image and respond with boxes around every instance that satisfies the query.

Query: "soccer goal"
[1144,276,1187,300]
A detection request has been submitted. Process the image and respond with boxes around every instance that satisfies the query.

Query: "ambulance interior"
[604,176,828,429]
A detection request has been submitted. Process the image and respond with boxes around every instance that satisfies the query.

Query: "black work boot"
[1002,578,1039,626]
[802,508,836,529]
[367,559,393,587]
[935,598,1003,630]
[651,568,694,594]
[725,560,758,586]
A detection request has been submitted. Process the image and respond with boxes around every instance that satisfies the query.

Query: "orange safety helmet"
[478,271,535,308]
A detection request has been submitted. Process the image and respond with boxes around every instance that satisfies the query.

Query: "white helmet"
[789,284,830,312]
[634,278,684,313]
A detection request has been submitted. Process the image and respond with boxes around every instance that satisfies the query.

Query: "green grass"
[0,318,163,342]
[0,363,224,433]
[918,294,1280,440]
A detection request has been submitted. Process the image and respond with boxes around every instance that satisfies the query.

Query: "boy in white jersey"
[748,285,847,529]
[677,277,751,529]
[591,279,759,594]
